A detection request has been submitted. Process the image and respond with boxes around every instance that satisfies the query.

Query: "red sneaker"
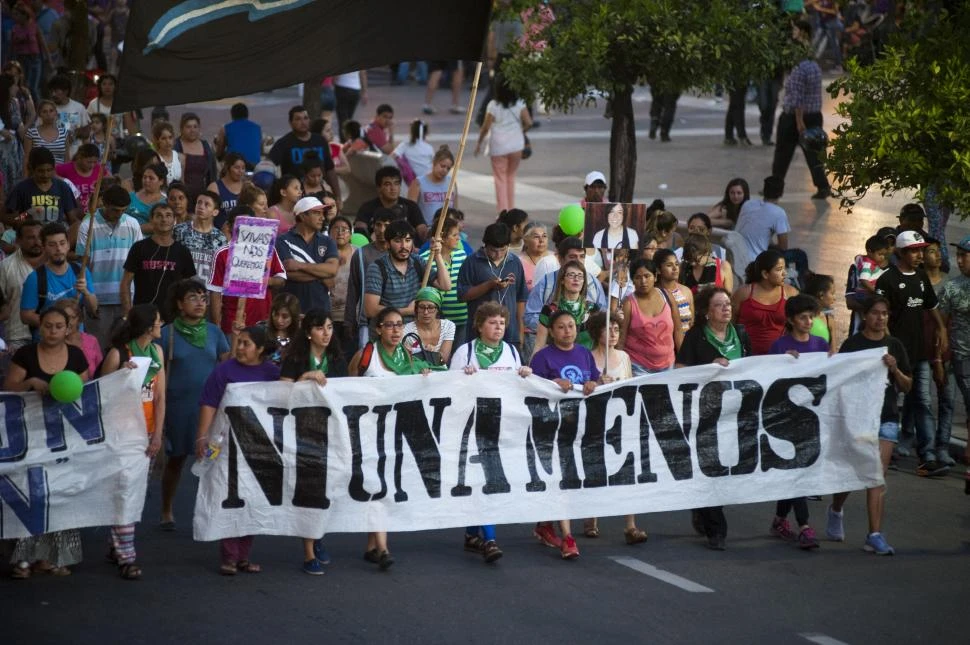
[533,522,562,549]
[560,534,580,560]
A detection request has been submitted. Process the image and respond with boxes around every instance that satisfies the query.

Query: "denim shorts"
[878,421,900,443]
[951,358,970,417]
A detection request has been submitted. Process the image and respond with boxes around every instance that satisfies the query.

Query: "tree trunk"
[608,85,637,203]
[67,2,89,100]
[303,74,326,120]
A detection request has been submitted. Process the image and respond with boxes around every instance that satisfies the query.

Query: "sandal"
[363,549,381,564]
[118,563,142,580]
[10,561,31,579]
[220,562,237,576]
[33,561,71,576]
[584,519,600,538]
[624,527,649,545]
[482,540,503,564]
[236,560,261,573]
[105,548,119,565]
[464,534,485,553]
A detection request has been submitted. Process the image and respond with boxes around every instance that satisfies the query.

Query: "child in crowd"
[805,273,837,348]
[262,293,301,364]
[854,234,890,299]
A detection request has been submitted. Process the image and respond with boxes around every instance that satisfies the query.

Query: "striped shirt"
[420,246,468,323]
[75,211,144,304]
[26,125,69,163]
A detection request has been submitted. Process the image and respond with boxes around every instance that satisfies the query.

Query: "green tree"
[500,0,798,201]
[827,8,970,217]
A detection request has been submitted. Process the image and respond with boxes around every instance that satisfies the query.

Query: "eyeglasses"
[380,321,404,329]
[416,304,438,312]
[563,272,585,280]
[184,295,209,304]
[330,226,350,234]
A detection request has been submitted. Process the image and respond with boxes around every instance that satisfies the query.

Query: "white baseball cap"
[895,230,929,249]
[293,196,325,216]
[584,171,607,186]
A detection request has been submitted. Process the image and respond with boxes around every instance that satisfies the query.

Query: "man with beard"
[74,185,143,347]
[363,219,450,324]
[354,167,426,240]
[20,222,97,339]
[121,204,196,321]
[346,208,395,351]
[0,219,45,353]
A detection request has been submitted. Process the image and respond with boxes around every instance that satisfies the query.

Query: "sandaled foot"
[159,520,176,532]
[624,527,649,544]
[363,548,381,564]
[10,561,31,579]
[118,563,142,580]
[220,562,237,576]
[236,560,261,573]
[464,534,485,553]
[583,519,599,538]
[105,548,119,565]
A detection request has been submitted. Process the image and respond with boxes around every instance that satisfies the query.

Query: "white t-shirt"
[449,340,522,371]
[591,227,639,251]
[533,254,560,287]
[486,99,527,156]
[56,99,91,136]
[402,319,456,354]
[334,72,362,90]
[734,199,790,259]
[393,140,434,178]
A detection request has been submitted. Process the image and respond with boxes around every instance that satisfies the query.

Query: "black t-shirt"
[279,353,348,380]
[268,132,334,177]
[12,343,89,382]
[5,177,78,223]
[676,323,752,366]
[875,265,937,362]
[839,333,910,423]
[354,197,425,233]
[124,238,197,319]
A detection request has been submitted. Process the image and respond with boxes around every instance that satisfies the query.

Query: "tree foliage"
[499,1,800,200]
[827,9,970,214]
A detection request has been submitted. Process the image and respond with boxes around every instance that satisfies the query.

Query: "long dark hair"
[717,177,750,224]
[0,75,15,127]
[744,249,786,284]
[282,308,342,367]
[110,304,159,352]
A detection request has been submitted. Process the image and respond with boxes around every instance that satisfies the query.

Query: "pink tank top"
[625,293,675,371]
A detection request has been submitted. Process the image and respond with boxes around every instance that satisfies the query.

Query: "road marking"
[798,633,851,645]
[609,556,714,593]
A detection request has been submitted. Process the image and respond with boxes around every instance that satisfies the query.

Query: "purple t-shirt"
[768,334,830,355]
[530,344,601,385]
[200,358,281,408]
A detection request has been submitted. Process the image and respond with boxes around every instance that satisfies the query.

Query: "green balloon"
[50,370,84,403]
[558,204,586,236]
[350,233,370,248]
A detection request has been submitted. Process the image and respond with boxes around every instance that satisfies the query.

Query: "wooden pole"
[422,61,484,288]
[79,114,115,273]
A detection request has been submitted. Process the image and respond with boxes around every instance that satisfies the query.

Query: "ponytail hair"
[433,145,454,165]
[111,303,159,347]
[744,249,785,284]
[409,119,427,145]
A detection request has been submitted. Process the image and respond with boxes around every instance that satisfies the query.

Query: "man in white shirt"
[49,74,91,142]
[0,219,45,354]
[734,175,790,259]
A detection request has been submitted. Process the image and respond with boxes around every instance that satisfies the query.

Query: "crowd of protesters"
[0,0,965,580]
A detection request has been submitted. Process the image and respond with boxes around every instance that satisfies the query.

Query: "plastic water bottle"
[190,433,225,477]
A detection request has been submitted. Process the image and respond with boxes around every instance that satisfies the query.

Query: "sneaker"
[378,550,395,570]
[917,460,949,477]
[811,187,832,200]
[937,449,956,467]
[895,444,913,457]
[302,558,325,575]
[464,534,485,553]
[863,532,895,555]
[449,105,466,115]
[560,535,580,560]
[422,104,435,115]
[312,540,331,565]
[482,540,503,563]
[770,517,796,541]
[724,137,738,146]
[706,535,727,551]
[826,505,845,542]
[533,522,562,549]
[797,527,820,550]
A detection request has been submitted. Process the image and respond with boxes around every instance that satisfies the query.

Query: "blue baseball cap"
[951,235,970,252]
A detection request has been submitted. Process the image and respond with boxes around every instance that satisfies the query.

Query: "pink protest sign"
[223,217,280,298]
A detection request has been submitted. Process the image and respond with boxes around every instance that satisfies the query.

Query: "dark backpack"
[30,262,84,332]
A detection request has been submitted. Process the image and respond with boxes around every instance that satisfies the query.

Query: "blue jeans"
[396,61,428,84]
[902,360,937,461]
[466,525,496,541]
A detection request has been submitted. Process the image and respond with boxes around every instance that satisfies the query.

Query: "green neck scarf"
[377,342,443,375]
[128,339,161,385]
[559,296,585,322]
[474,339,503,369]
[309,351,329,374]
[173,317,208,349]
[704,324,742,360]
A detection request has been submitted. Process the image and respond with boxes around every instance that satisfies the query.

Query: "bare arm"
[195,405,218,459]
[776,232,789,250]
[407,178,420,202]
[120,271,134,315]
[209,292,223,326]
[618,298,632,349]
[348,350,363,376]
[325,168,342,209]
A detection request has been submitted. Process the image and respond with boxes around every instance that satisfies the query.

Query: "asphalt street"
[3,71,969,645]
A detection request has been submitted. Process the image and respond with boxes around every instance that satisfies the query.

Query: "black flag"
[115,0,493,111]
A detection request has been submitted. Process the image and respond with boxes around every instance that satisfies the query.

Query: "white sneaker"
[826,505,844,542]
[938,449,956,466]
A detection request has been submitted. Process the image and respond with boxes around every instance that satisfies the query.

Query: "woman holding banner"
[449,302,532,563]
[280,309,347,575]
[348,307,444,570]
[618,258,682,376]
[5,308,89,579]
[196,325,281,575]
[675,286,753,551]
[158,280,230,531]
[100,304,167,580]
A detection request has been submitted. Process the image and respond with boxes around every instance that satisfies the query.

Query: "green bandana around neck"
[474,339,503,369]
[173,317,208,348]
[704,323,742,360]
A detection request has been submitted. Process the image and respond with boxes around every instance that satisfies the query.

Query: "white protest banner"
[193,350,887,541]
[0,361,151,539]
[223,216,280,299]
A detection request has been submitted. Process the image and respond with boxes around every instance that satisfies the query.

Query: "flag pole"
[78,114,115,299]
[422,60,484,288]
